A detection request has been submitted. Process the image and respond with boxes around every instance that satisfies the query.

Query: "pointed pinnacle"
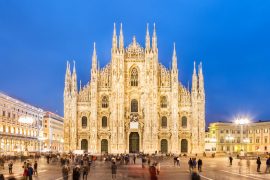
[113,22,116,35]
[146,23,149,36]
[153,23,156,36]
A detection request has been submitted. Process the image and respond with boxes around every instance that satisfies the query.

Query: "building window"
[249,138,253,143]
[161,116,167,128]
[220,138,224,143]
[256,138,260,143]
[160,96,167,108]
[265,137,268,143]
[220,130,224,133]
[101,96,109,108]
[256,129,260,134]
[2,111,5,116]
[237,138,240,143]
[131,99,138,112]
[130,68,138,86]
[264,129,268,133]
[82,116,87,128]
[181,116,187,128]
[8,112,10,118]
[226,130,229,134]
[102,116,107,128]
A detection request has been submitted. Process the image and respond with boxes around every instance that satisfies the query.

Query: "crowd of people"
[1,153,270,180]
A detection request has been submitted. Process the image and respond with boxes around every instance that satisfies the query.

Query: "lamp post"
[235,117,249,153]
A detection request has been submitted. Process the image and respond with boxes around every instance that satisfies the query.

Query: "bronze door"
[129,132,139,153]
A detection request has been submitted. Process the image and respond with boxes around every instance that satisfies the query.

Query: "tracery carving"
[98,64,111,88]
[179,84,191,107]
[78,83,91,102]
[125,36,144,59]
[159,64,171,87]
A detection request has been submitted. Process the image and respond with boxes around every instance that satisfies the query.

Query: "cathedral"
[63,23,205,154]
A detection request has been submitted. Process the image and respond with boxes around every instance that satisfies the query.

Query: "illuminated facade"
[42,112,64,152]
[207,121,270,153]
[0,92,44,154]
[64,24,206,154]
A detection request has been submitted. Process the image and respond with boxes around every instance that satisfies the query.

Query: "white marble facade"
[64,23,205,154]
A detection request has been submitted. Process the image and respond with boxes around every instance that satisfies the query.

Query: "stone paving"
[1,156,270,179]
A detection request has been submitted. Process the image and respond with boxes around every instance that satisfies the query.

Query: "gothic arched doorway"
[160,139,168,153]
[181,139,188,153]
[101,139,108,153]
[81,139,88,151]
[129,132,139,153]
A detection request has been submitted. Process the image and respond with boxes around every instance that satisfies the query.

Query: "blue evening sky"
[0,0,270,125]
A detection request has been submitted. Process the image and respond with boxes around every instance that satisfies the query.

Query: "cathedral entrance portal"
[101,139,108,153]
[160,139,168,153]
[129,132,139,153]
[181,139,188,153]
[81,139,88,151]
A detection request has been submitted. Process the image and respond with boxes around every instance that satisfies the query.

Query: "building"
[42,112,64,152]
[64,23,205,154]
[207,120,270,153]
[0,92,44,154]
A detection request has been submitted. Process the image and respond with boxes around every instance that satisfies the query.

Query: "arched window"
[102,116,107,128]
[131,99,138,112]
[82,116,87,128]
[130,68,138,86]
[161,116,167,128]
[102,96,109,108]
[182,116,187,128]
[160,96,167,108]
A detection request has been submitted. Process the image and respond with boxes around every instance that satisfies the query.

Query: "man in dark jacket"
[111,162,117,179]
[266,157,270,173]
[256,157,261,172]
[198,159,202,172]
[73,166,81,180]
[28,164,34,180]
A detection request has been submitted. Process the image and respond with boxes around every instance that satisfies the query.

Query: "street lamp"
[235,117,249,153]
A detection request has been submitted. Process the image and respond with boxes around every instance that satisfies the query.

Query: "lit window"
[160,96,167,108]
[101,96,109,108]
[131,99,138,112]
[181,116,187,128]
[130,68,138,86]
[102,116,107,128]
[161,116,167,128]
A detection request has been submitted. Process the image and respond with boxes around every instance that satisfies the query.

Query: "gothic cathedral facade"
[64,24,205,154]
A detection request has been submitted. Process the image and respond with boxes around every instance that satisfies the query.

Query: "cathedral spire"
[192,61,198,93]
[112,23,117,52]
[119,23,124,50]
[71,61,77,93]
[91,42,97,71]
[145,23,150,51]
[198,62,204,94]
[64,61,71,93]
[152,23,157,52]
[172,42,177,71]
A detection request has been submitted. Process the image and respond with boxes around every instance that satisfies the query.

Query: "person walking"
[191,169,201,180]
[62,164,70,180]
[156,162,160,175]
[192,158,197,169]
[198,159,202,172]
[229,156,233,166]
[256,157,261,172]
[72,165,81,180]
[8,161,13,174]
[133,154,136,164]
[238,159,243,174]
[28,164,34,180]
[111,161,117,179]
[34,161,38,175]
[149,163,158,180]
[177,157,180,166]
[188,158,193,173]
[265,157,270,173]
[82,165,89,180]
